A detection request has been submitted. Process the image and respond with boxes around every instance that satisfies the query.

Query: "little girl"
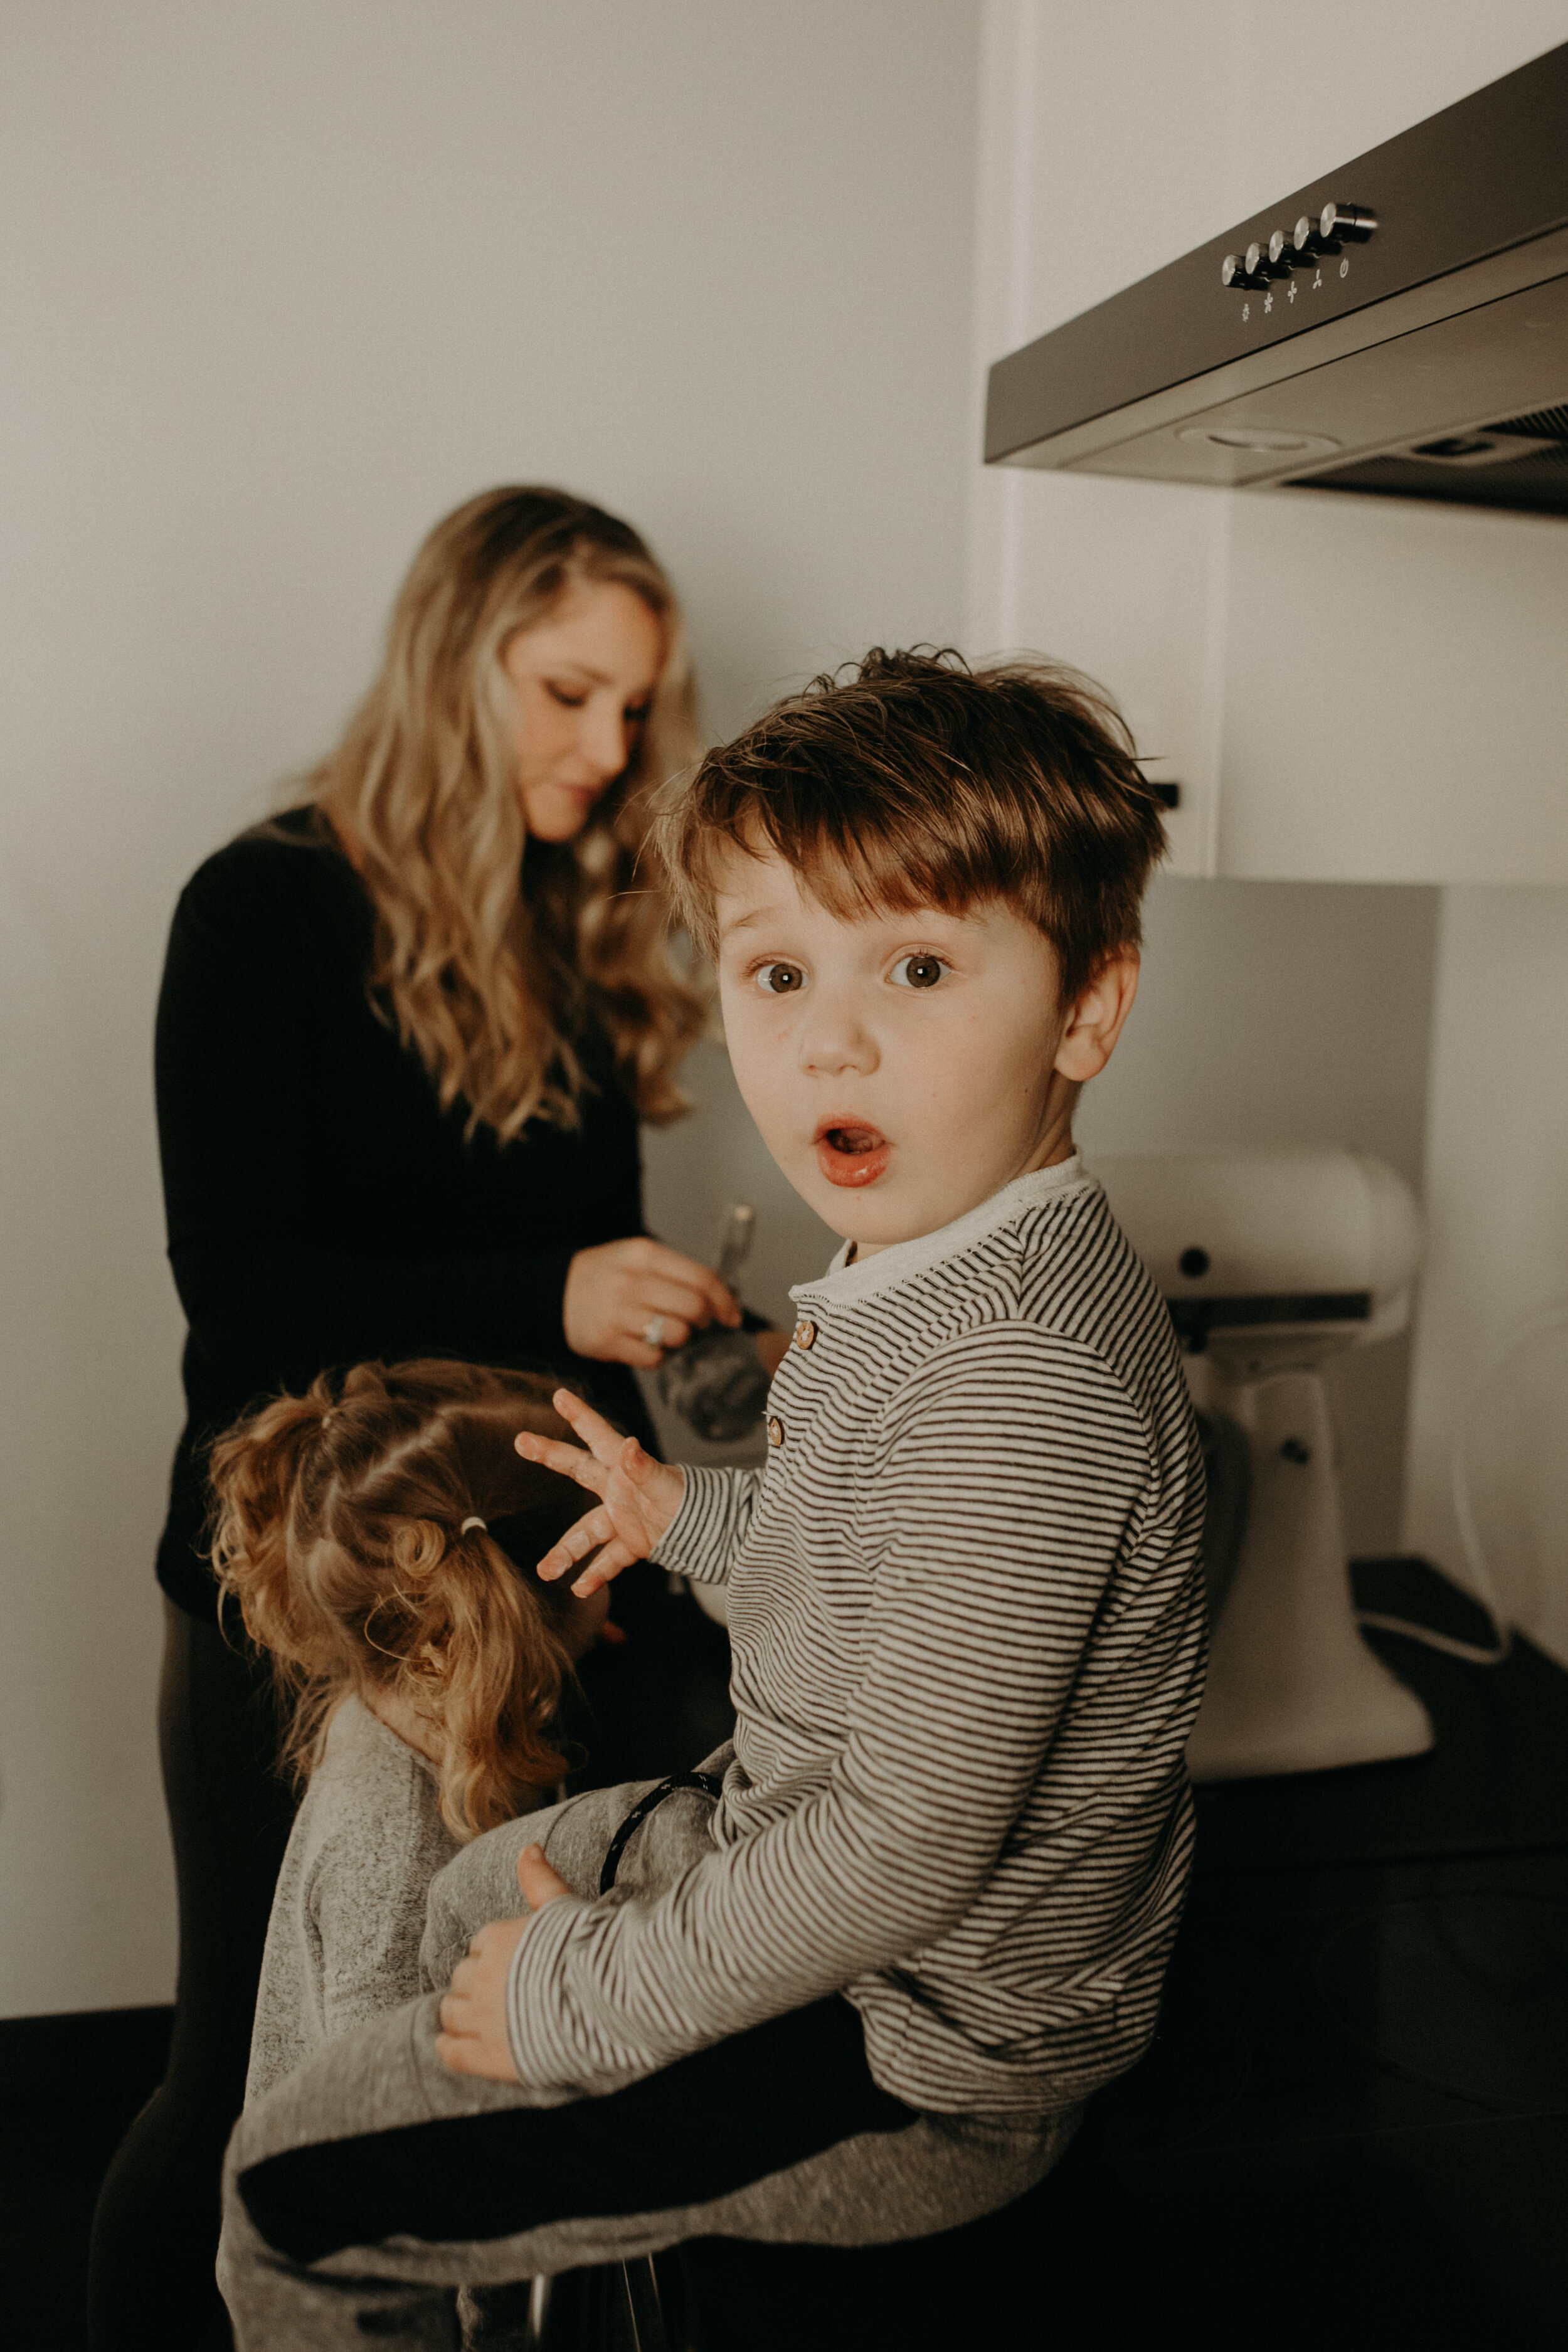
[208,1356,610,2107]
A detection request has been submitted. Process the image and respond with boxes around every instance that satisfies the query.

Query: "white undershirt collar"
[790,1154,1093,1310]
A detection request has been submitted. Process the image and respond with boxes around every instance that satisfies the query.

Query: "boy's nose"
[797,994,878,1076]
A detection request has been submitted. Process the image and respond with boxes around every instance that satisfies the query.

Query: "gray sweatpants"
[217,1767,1080,2349]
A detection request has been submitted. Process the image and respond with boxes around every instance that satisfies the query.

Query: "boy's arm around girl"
[436,1335,1205,2115]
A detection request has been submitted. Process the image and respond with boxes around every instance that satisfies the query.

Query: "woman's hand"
[563,1236,741,1367]
[516,1389,686,1594]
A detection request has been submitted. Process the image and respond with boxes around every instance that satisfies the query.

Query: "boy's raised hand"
[515,1389,684,1596]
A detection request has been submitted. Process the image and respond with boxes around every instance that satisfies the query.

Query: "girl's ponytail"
[208,1372,341,1674]
[392,1520,572,1838]
[204,1359,593,1835]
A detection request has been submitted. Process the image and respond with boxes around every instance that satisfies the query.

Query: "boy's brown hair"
[654,647,1167,1004]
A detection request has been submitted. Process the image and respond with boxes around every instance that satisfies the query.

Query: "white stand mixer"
[1093,1150,1434,1781]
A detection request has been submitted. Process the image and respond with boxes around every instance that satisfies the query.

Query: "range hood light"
[1176,426,1340,455]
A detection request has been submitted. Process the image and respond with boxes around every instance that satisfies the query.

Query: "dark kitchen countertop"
[1036,1560,1568,2351]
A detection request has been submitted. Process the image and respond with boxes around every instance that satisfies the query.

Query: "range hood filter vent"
[1300,405,1568,513]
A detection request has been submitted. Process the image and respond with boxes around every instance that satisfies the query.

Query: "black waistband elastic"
[599,1771,726,1895]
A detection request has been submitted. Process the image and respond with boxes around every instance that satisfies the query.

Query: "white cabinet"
[1219,493,1568,883]
[967,1,1234,877]
[981,470,1230,874]
[970,0,1568,884]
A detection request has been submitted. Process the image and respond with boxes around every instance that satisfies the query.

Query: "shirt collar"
[790,1155,1093,1310]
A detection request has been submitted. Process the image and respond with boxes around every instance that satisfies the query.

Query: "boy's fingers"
[435,1917,527,2084]
[437,1975,479,2038]
[515,1843,572,1907]
[433,2019,519,2084]
[570,1539,638,1596]
[536,1507,616,1581]
[514,1431,608,1494]
[550,1389,629,1466]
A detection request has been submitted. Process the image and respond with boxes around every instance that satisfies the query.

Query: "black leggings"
[88,1600,296,2352]
[228,1988,1065,2352]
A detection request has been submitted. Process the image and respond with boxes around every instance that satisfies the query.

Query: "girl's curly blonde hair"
[208,1359,594,1840]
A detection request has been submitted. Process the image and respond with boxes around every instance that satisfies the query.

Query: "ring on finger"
[641,1315,667,1349]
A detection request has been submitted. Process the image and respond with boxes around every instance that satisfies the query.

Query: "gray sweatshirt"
[245,1695,460,2104]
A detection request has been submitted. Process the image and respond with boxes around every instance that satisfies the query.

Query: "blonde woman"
[92,489,770,2352]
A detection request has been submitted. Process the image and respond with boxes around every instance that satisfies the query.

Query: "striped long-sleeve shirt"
[506,1157,1207,2118]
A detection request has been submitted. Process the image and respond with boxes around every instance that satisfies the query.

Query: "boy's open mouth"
[814,1120,891,1189]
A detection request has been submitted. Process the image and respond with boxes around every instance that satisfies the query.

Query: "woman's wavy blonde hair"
[209,1359,595,1840]
[295,487,707,1141]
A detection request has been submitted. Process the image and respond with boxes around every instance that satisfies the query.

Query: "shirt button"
[767,1416,785,1448]
[793,1320,817,1351]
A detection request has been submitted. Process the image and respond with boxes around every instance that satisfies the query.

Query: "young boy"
[217,650,1207,2346]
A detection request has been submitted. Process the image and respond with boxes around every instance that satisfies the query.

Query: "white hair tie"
[460,1515,487,1536]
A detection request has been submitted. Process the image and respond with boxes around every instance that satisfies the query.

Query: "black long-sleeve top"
[154,808,654,1619]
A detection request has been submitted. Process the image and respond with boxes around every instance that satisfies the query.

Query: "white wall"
[1402,891,1568,1658]
[1076,874,1439,1558]
[0,0,981,2018]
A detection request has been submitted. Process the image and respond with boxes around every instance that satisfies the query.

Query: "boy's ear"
[1052,951,1140,1084]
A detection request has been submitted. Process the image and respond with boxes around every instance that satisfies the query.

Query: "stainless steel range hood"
[984,42,1568,516]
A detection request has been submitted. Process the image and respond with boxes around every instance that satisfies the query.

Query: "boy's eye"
[755,963,806,996]
[890,954,949,990]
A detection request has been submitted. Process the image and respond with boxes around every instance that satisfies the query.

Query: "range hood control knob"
[1321,203,1376,243]
[1300,203,1378,257]
[1229,203,1372,288]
